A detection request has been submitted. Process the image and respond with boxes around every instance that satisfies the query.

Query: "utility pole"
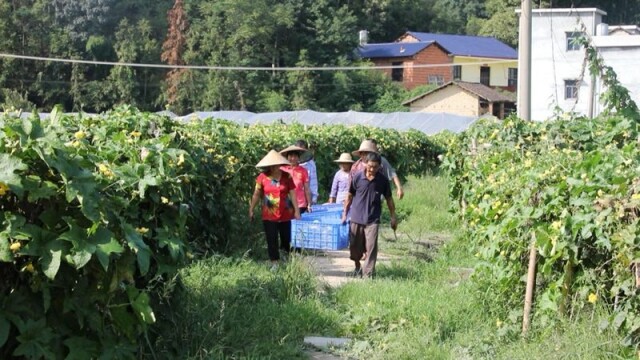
[517,0,532,121]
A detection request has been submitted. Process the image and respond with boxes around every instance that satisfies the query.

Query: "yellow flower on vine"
[136,227,149,234]
[177,153,185,166]
[74,130,86,139]
[9,242,21,251]
[0,182,9,196]
[588,293,598,304]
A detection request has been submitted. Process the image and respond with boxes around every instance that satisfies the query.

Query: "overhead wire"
[0,52,516,71]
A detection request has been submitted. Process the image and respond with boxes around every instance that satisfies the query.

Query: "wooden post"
[522,233,537,335]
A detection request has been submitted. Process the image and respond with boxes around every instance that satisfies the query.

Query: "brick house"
[357,32,519,91]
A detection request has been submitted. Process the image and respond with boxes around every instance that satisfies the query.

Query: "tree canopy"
[0,0,634,114]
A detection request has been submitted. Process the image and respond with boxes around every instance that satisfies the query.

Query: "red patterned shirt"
[255,172,296,222]
[280,165,310,208]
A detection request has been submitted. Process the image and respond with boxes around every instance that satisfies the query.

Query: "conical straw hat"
[256,150,290,168]
[279,145,310,158]
[352,139,379,156]
[334,153,354,163]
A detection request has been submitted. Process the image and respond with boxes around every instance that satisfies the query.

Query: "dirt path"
[302,249,395,287]
[301,249,395,359]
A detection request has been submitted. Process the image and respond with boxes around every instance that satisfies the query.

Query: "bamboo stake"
[522,233,537,335]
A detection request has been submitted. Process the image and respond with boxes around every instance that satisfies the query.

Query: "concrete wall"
[530,9,605,120]
[409,86,480,116]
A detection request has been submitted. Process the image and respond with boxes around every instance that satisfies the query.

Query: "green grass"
[149,175,632,359]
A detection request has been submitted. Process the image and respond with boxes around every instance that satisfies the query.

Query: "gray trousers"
[349,222,379,278]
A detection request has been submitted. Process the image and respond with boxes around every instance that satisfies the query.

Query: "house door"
[480,66,490,86]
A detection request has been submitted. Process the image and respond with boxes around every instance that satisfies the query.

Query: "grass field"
[149,175,632,359]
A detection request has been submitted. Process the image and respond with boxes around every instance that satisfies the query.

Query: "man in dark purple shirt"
[341,152,397,278]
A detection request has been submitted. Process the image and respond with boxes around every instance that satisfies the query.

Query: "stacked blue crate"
[291,205,348,250]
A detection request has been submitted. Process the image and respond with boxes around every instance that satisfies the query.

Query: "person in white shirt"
[295,140,318,204]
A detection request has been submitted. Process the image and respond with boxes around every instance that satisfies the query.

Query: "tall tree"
[475,0,521,47]
[161,0,189,109]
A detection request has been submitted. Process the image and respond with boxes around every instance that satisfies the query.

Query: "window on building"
[566,32,583,51]
[428,74,444,86]
[508,68,518,87]
[564,80,579,99]
[480,66,490,86]
[452,65,461,80]
[391,62,403,82]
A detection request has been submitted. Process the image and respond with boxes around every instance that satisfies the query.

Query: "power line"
[0,52,516,71]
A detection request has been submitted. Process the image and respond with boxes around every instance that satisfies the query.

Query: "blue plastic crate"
[301,210,343,221]
[310,203,344,213]
[291,218,349,250]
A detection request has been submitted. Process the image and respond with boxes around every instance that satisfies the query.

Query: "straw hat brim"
[351,148,379,156]
[352,140,379,156]
[334,153,354,163]
[280,145,310,158]
[256,150,291,168]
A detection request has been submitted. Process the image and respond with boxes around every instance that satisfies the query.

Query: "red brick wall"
[370,44,453,90]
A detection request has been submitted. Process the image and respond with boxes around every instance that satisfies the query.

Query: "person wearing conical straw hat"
[250,150,301,271]
[279,145,313,214]
[350,139,404,200]
[328,153,354,204]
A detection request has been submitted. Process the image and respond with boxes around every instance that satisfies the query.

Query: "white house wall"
[453,57,517,87]
[530,9,605,121]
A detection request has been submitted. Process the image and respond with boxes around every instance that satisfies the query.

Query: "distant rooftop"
[356,41,434,59]
[403,32,517,59]
[524,7,607,16]
[403,81,515,106]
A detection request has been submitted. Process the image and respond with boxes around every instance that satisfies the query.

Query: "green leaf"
[41,241,64,280]
[138,173,158,199]
[0,233,13,262]
[612,311,626,330]
[0,153,27,187]
[94,227,123,271]
[156,228,183,260]
[0,313,10,347]
[13,318,56,359]
[137,248,151,276]
[48,155,100,221]
[59,220,94,269]
[64,337,100,360]
[22,176,58,202]
[109,306,138,340]
[123,224,151,275]
[127,287,156,324]
[21,117,32,136]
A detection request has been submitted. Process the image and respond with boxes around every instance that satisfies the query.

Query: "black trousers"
[262,220,291,261]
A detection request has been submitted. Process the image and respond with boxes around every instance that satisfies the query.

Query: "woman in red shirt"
[250,150,301,270]
[279,145,313,214]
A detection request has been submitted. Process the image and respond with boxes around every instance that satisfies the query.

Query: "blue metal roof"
[356,41,434,59]
[406,32,517,59]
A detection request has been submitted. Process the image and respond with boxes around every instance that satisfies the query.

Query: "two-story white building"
[527,8,640,120]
